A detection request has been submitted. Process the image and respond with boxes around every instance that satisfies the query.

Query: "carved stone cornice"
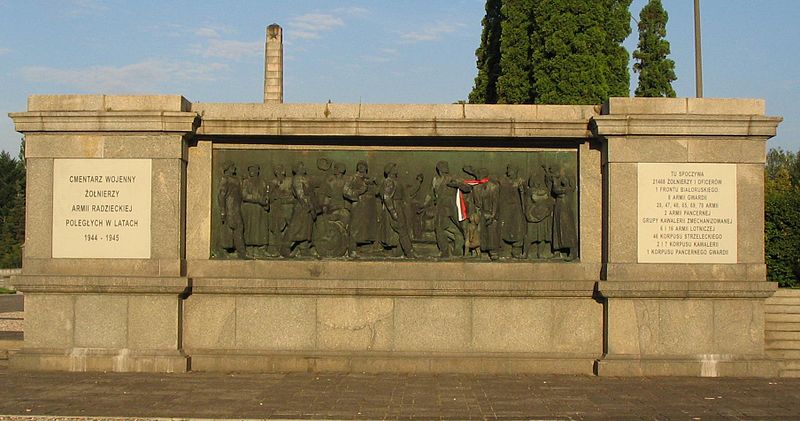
[597,281,777,299]
[12,275,189,294]
[8,111,199,134]
[197,117,593,138]
[591,114,782,138]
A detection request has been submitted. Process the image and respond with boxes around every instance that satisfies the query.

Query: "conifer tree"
[469,0,632,105]
[469,0,503,104]
[495,0,535,103]
[632,0,676,97]
[532,0,632,104]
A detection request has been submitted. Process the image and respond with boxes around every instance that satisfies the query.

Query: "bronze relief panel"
[212,147,578,261]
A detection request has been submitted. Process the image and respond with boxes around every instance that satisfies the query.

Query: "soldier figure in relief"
[498,165,526,258]
[282,162,316,258]
[380,163,415,258]
[217,161,246,259]
[241,165,270,254]
[267,165,293,256]
[344,160,379,257]
[424,161,473,258]
[549,164,578,260]
[522,171,554,259]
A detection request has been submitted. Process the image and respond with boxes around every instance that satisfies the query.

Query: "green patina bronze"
[212,147,578,261]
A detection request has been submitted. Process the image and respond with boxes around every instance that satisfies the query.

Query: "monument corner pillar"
[8,94,198,372]
[591,97,783,377]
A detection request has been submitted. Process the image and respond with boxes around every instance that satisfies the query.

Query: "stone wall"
[7,95,782,376]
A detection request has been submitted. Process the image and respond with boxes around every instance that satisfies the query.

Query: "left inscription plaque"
[52,159,152,258]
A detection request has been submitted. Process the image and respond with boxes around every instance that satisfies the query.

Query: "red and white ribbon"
[457,178,489,221]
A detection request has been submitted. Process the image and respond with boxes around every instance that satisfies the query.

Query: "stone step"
[766,313,800,323]
[780,369,800,378]
[764,304,800,314]
[766,340,800,350]
[770,289,800,298]
[767,349,800,359]
[766,331,800,341]
[777,360,800,370]
[765,321,800,332]
[765,298,800,306]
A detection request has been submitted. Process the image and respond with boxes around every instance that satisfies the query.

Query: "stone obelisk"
[264,24,283,103]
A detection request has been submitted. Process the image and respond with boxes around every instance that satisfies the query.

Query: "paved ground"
[0,369,799,420]
[2,294,800,420]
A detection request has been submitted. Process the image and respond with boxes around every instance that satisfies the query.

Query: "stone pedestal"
[9,95,195,372]
[592,98,782,377]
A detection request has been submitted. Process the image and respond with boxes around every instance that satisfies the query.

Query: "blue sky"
[1,0,798,154]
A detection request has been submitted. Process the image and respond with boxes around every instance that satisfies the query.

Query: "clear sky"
[1,0,797,154]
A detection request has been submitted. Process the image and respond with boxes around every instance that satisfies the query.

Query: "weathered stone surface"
[738,163,766,265]
[28,94,190,112]
[605,97,765,116]
[24,294,74,348]
[606,163,637,263]
[23,158,53,260]
[25,134,185,159]
[128,295,179,350]
[186,140,213,260]
[394,298,471,352]
[579,141,603,263]
[235,296,316,350]
[151,158,184,262]
[606,136,688,163]
[687,139,766,163]
[183,295,235,349]
[472,298,552,352]
[74,295,127,348]
[317,297,394,351]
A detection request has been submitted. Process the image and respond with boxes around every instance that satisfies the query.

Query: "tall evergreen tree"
[469,0,632,105]
[633,0,677,97]
[495,0,535,103]
[532,0,632,104]
[469,0,503,104]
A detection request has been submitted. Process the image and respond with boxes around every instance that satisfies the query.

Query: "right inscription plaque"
[637,163,737,263]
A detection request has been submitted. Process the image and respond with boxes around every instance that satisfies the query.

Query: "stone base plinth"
[188,351,597,375]
[596,354,778,377]
[11,348,189,373]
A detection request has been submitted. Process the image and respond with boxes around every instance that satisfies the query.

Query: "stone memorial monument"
[6,25,784,376]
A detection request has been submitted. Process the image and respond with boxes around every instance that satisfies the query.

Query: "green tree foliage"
[632,0,676,97]
[470,0,632,105]
[533,0,632,104]
[0,140,26,268]
[469,0,502,104]
[495,0,534,103]
[765,148,800,287]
